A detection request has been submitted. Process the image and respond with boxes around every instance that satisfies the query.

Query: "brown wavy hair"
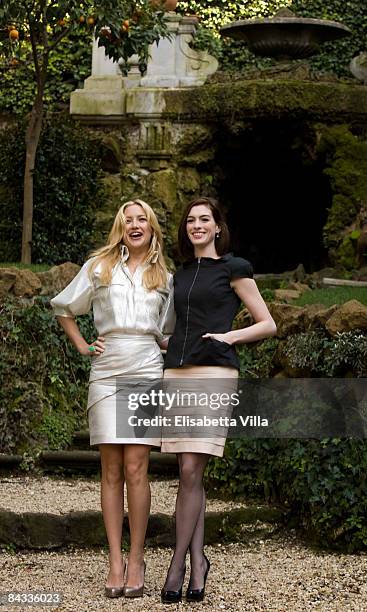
[178,197,230,260]
[89,200,168,290]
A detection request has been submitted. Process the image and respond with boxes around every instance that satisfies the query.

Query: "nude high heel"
[104,561,126,598]
[123,561,146,598]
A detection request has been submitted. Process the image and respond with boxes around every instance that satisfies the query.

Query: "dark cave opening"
[216,121,332,274]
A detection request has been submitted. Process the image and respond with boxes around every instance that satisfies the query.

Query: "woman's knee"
[179,458,204,489]
[102,462,124,488]
[124,457,148,486]
[100,448,124,487]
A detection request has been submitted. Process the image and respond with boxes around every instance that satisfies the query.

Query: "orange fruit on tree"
[87,16,95,26]
[10,57,19,66]
[57,19,66,26]
[79,15,86,24]
[9,29,19,41]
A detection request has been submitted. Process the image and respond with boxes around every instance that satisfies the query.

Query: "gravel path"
[0,475,245,515]
[1,538,366,611]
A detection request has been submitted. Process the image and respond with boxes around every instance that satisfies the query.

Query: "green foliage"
[206,438,367,551]
[179,0,367,77]
[0,1,170,102]
[179,0,286,73]
[0,29,92,115]
[290,0,367,77]
[259,288,275,302]
[0,262,50,271]
[317,125,367,268]
[283,330,367,377]
[189,25,222,58]
[0,296,95,454]
[0,116,105,264]
[1,1,366,114]
[294,287,367,307]
[238,338,279,378]
[93,0,170,75]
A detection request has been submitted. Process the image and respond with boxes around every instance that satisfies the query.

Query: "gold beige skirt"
[161,365,239,457]
[87,334,163,446]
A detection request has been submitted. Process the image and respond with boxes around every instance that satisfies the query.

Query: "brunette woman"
[160,197,277,603]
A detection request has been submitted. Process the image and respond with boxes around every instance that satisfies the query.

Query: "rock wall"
[75,77,367,268]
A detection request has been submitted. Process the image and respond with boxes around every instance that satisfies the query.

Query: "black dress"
[161,254,253,457]
[164,253,253,371]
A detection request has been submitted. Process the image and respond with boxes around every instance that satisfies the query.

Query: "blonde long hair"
[89,200,168,290]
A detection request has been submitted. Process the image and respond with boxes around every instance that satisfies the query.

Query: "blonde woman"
[51,200,174,599]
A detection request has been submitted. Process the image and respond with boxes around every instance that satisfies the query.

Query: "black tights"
[163,452,210,591]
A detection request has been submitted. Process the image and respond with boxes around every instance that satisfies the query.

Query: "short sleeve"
[228,257,253,280]
[50,260,94,318]
[157,274,176,340]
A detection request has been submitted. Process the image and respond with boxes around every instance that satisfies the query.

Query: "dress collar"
[120,243,159,265]
[120,244,130,263]
[183,253,232,268]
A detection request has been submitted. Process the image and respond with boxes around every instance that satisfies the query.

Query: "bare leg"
[124,444,151,587]
[163,452,210,591]
[99,444,125,588]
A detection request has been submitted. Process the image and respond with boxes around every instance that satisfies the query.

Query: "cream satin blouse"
[50,251,175,341]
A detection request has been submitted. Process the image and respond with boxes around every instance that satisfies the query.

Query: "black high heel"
[186,553,210,602]
[161,565,186,604]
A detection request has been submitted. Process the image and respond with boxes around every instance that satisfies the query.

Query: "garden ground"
[1,538,366,611]
[0,476,367,611]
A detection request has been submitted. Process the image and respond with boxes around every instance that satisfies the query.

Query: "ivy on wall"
[0,1,366,115]
[181,0,367,76]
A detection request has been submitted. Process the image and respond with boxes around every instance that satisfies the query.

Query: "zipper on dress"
[179,257,201,366]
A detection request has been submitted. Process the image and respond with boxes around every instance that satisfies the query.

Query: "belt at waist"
[103,333,156,341]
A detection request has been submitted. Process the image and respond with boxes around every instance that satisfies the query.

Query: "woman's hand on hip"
[202,332,232,345]
[80,336,105,357]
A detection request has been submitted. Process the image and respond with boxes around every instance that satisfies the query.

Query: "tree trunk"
[21,92,44,264]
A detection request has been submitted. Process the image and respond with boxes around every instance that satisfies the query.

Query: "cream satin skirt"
[161,365,239,457]
[87,334,163,446]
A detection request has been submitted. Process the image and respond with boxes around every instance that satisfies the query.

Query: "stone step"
[0,454,22,468]
[0,475,286,549]
[70,429,90,450]
[40,450,178,475]
[0,506,285,549]
[0,450,178,476]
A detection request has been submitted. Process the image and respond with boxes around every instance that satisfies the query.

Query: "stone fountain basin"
[220,17,351,59]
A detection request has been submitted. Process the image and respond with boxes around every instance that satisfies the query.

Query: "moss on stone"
[163,80,367,122]
[318,125,367,269]
[177,167,201,194]
[146,169,177,211]
[338,234,359,269]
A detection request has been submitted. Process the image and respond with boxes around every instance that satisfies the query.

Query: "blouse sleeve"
[157,274,176,340]
[50,260,94,318]
[229,257,254,280]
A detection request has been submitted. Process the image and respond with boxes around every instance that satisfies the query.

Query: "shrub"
[283,330,367,377]
[0,117,105,264]
[206,438,367,551]
[0,29,92,116]
[0,297,95,454]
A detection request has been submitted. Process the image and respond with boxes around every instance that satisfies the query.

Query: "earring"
[215,232,220,239]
